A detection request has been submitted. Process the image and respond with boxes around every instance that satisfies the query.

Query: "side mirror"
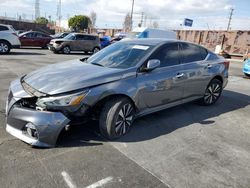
[144,59,161,71]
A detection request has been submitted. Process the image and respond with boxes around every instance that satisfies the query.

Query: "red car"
[19,31,52,48]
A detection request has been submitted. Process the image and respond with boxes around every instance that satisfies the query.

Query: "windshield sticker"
[132,45,149,50]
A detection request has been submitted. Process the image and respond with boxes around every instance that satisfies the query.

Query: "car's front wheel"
[62,46,71,54]
[99,97,135,140]
[200,79,223,105]
[0,40,10,54]
[92,47,100,54]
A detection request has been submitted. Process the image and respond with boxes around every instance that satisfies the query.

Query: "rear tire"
[199,79,223,106]
[99,97,135,140]
[0,40,10,54]
[62,46,71,54]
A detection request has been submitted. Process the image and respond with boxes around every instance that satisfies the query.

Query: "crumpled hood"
[23,59,125,95]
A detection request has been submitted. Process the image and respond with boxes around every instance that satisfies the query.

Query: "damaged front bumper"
[6,79,70,147]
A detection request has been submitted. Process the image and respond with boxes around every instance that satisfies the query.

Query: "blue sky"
[0,0,249,30]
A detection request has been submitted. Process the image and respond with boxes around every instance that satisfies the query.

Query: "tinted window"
[0,26,9,31]
[75,35,84,40]
[84,35,96,40]
[36,33,47,38]
[180,43,207,63]
[150,43,180,67]
[200,46,208,59]
[24,32,34,38]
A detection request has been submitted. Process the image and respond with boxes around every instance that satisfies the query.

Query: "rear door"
[179,42,209,100]
[137,42,185,108]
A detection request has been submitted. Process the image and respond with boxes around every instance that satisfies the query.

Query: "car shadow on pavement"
[9,51,46,55]
[55,90,250,147]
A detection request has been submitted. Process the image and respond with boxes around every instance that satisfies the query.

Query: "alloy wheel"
[115,103,134,136]
[204,83,221,104]
[63,46,70,54]
[93,48,99,54]
[0,42,9,53]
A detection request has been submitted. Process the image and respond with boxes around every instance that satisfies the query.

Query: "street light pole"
[130,0,135,31]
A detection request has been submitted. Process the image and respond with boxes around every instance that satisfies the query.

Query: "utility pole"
[130,0,135,31]
[57,0,62,32]
[35,0,40,19]
[226,8,234,31]
[139,12,144,27]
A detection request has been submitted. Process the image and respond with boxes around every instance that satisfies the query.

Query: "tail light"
[223,61,230,69]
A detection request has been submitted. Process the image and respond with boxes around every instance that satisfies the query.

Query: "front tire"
[92,47,100,54]
[0,40,10,54]
[62,46,71,54]
[200,79,223,105]
[99,98,135,140]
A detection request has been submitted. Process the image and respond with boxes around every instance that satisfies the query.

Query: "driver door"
[137,42,185,108]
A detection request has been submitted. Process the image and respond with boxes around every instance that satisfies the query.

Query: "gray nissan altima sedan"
[6,39,229,147]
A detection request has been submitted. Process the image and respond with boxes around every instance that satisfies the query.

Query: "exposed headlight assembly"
[36,90,89,111]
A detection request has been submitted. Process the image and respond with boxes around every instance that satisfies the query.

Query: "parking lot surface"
[0,48,250,188]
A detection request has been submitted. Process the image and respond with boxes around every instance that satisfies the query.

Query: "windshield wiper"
[91,63,104,67]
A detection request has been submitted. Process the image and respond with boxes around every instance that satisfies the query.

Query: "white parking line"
[61,171,77,188]
[85,177,113,188]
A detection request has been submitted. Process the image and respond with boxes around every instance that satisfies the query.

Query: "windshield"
[126,32,140,39]
[64,33,75,40]
[86,42,154,69]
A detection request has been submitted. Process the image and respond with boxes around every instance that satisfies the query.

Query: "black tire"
[0,40,11,54]
[92,47,100,54]
[244,73,250,77]
[99,97,135,140]
[62,46,71,54]
[199,79,223,106]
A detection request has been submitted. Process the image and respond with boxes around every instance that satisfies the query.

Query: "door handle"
[176,73,184,78]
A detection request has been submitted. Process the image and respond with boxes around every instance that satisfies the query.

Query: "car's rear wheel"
[62,46,71,54]
[99,97,135,140]
[0,40,10,54]
[200,79,223,105]
[92,47,100,54]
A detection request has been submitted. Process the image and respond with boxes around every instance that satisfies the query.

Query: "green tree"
[35,17,48,24]
[68,15,91,31]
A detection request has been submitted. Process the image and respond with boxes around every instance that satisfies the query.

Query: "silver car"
[6,39,229,147]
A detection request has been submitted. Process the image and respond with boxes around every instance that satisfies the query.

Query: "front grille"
[18,97,38,109]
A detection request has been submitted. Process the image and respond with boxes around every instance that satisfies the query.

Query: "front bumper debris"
[6,79,70,147]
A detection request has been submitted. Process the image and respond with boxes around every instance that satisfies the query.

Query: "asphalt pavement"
[0,48,249,188]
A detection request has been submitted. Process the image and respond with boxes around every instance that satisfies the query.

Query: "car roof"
[73,33,98,36]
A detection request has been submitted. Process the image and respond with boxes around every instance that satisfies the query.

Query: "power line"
[227,8,234,31]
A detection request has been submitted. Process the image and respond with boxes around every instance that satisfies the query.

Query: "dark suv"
[48,33,101,54]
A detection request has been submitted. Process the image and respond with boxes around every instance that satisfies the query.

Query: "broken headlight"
[36,90,89,111]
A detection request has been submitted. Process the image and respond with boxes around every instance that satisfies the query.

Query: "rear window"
[0,26,9,31]
[180,43,208,64]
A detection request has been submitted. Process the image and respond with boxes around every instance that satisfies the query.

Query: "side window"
[0,26,9,31]
[150,43,180,67]
[200,47,208,59]
[35,33,44,38]
[84,36,96,40]
[76,35,84,40]
[25,33,34,38]
[180,43,205,63]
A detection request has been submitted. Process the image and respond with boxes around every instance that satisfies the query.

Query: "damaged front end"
[6,77,90,147]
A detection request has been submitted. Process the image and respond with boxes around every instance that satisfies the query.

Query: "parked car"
[19,31,52,48]
[0,24,21,54]
[6,39,229,147]
[100,36,111,48]
[243,53,250,77]
[48,33,100,54]
[51,32,70,39]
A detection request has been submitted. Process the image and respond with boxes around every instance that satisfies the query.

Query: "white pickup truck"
[0,24,21,54]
